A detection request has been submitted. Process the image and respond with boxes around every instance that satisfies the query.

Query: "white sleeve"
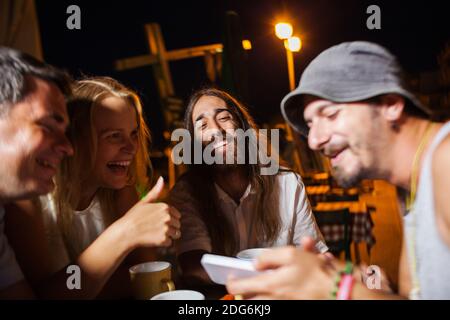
[290,175,329,253]
[0,207,24,290]
[168,181,212,256]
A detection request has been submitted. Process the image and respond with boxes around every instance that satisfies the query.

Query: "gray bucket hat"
[280,41,431,136]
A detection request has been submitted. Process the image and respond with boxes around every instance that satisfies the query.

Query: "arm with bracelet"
[226,245,406,300]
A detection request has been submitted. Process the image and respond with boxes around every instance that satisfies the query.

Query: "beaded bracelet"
[330,272,342,299]
[330,261,354,300]
[337,274,355,300]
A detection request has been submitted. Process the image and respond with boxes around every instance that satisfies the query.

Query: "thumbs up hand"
[141,175,165,203]
[117,177,181,249]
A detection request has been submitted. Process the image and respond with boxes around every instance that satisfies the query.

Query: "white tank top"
[404,121,450,299]
[40,194,107,273]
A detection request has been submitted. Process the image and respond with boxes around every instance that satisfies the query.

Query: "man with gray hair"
[227,41,450,299]
[0,47,74,298]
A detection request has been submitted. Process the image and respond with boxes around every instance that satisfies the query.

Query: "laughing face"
[90,96,138,190]
[192,95,238,164]
[303,97,386,187]
[0,77,73,201]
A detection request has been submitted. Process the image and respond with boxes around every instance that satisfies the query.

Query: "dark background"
[35,0,450,149]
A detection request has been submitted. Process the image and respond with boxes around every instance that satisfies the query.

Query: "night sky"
[35,0,450,149]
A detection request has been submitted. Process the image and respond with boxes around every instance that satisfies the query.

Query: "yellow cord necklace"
[406,122,436,299]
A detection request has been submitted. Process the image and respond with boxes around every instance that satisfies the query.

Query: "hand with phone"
[200,253,263,285]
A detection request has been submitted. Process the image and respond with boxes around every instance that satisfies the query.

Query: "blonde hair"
[54,76,152,259]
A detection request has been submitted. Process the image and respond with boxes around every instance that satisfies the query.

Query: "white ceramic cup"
[236,248,270,261]
[150,290,205,300]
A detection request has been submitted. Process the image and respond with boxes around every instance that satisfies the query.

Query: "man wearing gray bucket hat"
[227,41,450,299]
[281,41,431,137]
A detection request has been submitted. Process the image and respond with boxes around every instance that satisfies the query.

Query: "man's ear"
[379,94,405,122]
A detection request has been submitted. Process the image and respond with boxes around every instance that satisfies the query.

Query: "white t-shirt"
[0,205,24,290]
[169,171,328,256]
[39,195,107,273]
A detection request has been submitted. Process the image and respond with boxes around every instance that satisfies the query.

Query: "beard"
[332,164,370,188]
[210,147,240,172]
[331,144,388,188]
[326,107,388,188]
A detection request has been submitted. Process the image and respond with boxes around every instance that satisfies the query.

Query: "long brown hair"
[176,87,284,256]
[54,76,152,259]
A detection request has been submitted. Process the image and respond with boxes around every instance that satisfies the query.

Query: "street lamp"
[274,23,330,174]
[283,35,301,90]
[274,22,304,173]
[242,39,252,50]
[275,22,293,40]
[275,22,302,91]
[285,36,302,52]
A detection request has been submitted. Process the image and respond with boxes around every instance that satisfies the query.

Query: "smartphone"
[200,253,263,285]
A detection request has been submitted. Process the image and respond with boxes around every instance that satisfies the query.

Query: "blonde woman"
[5,77,181,299]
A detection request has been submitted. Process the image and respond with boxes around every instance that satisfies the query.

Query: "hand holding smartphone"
[200,253,263,285]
